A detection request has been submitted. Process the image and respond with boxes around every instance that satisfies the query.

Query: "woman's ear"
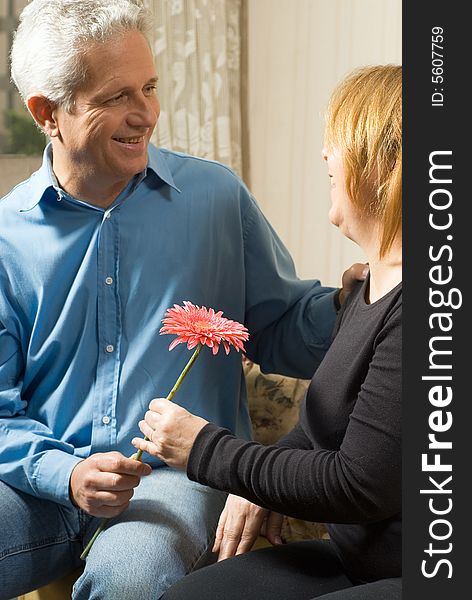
[26,94,60,137]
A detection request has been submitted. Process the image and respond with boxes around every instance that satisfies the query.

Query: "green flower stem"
[80,343,203,561]
[79,517,109,561]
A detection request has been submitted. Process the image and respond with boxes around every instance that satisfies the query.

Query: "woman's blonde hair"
[325,65,402,258]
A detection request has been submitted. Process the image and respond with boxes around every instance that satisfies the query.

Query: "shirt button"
[106,344,114,353]
[102,415,111,425]
[105,212,112,219]
[105,276,113,285]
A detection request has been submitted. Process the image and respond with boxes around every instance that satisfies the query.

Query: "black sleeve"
[187,306,401,525]
[274,421,315,450]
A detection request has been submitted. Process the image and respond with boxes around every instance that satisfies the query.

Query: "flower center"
[194,321,215,332]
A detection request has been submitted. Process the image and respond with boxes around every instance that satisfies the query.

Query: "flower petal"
[160,301,249,354]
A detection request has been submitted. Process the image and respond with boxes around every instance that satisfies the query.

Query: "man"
[0,1,360,598]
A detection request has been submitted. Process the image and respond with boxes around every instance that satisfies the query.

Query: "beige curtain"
[146,0,243,176]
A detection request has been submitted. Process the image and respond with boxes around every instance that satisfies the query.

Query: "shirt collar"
[18,144,56,211]
[146,143,181,193]
[19,142,180,212]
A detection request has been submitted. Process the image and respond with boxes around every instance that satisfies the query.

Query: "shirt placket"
[92,207,122,451]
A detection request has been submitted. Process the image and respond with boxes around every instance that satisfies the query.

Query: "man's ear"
[26,94,60,137]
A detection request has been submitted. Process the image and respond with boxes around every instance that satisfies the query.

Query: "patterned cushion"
[243,359,328,542]
[244,359,309,445]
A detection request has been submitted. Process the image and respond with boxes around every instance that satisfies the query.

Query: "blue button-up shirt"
[0,143,335,507]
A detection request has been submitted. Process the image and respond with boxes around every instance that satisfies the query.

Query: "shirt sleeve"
[187,305,401,524]
[0,323,82,506]
[241,196,337,379]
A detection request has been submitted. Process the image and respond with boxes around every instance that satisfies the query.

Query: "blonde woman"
[133,65,402,599]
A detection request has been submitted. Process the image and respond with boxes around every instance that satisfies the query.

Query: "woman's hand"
[131,398,208,470]
[213,494,284,561]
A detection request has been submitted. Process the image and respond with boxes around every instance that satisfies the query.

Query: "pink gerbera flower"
[160,301,249,355]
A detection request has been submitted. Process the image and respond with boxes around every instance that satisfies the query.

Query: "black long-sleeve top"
[187,279,402,582]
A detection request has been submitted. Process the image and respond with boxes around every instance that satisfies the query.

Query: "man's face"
[53,29,159,199]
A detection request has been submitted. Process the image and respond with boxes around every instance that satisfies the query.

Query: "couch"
[19,361,326,600]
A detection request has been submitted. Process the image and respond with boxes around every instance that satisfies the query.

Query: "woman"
[132,64,402,599]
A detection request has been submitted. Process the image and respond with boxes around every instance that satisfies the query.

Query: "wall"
[246,0,402,285]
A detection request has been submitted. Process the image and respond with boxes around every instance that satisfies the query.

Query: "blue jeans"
[0,468,226,600]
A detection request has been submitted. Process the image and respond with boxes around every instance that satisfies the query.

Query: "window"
[0,0,45,155]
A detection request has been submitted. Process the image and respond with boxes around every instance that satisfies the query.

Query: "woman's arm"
[133,304,401,524]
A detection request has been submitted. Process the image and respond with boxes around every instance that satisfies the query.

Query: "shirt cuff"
[302,288,338,351]
[32,449,84,507]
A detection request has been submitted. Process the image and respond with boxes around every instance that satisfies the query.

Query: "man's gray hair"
[10,0,153,112]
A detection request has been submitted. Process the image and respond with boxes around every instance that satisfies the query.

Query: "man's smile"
[112,135,145,144]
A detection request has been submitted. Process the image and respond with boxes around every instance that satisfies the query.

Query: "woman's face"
[322,146,361,243]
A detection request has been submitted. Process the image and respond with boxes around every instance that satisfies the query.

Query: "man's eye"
[108,93,126,104]
[144,85,157,96]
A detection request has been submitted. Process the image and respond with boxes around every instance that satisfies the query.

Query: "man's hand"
[339,262,369,306]
[213,494,283,561]
[131,398,208,470]
[69,451,152,518]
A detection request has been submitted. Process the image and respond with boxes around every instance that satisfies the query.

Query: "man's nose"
[128,95,160,128]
